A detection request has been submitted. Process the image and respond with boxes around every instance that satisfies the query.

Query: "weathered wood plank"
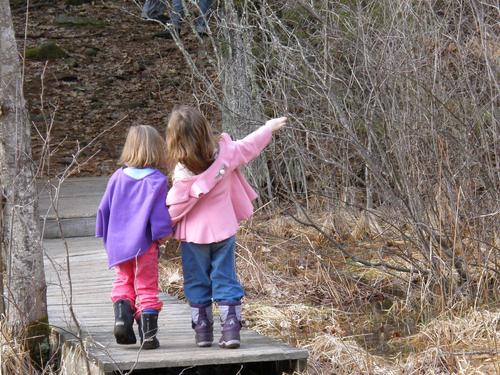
[44,237,307,373]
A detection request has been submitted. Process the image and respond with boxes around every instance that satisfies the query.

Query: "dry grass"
[3,208,496,374]
[247,210,498,374]
[397,310,500,374]
[404,310,499,354]
[244,303,344,345]
[155,208,500,374]
[159,261,185,300]
[306,334,398,375]
[0,321,39,375]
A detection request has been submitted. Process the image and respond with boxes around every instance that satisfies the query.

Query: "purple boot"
[218,301,242,349]
[191,303,214,347]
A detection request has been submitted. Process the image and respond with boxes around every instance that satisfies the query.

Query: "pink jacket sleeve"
[228,123,273,169]
[166,179,198,225]
[166,123,274,224]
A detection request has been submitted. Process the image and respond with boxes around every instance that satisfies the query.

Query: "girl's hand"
[158,235,171,244]
[266,117,288,132]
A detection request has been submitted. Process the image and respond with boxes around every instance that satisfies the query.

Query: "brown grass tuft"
[397,310,500,374]
[244,303,344,345]
[306,334,398,375]
[159,261,184,300]
[0,320,38,375]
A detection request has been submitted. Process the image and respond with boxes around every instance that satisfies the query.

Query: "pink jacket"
[166,124,273,243]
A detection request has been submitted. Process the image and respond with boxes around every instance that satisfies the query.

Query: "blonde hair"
[119,125,167,169]
[166,106,217,175]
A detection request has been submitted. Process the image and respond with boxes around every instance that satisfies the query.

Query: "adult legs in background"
[142,0,168,21]
[169,0,184,26]
[152,0,213,38]
[170,0,213,32]
[194,0,213,32]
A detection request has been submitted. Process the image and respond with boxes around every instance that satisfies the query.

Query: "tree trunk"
[0,0,49,363]
[219,0,273,202]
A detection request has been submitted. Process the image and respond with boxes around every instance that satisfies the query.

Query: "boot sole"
[114,324,137,345]
[141,339,160,350]
[197,341,213,347]
[219,340,240,349]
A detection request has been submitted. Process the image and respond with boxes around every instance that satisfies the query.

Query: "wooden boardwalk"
[42,178,307,375]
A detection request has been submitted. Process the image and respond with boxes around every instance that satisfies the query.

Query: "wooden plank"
[45,237,308,373]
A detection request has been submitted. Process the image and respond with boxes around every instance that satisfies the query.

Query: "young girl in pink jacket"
[166,106,286,349]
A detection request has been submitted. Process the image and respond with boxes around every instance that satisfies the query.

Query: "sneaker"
[113,299,137,345]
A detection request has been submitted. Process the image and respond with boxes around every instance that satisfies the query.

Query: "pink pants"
[111,243,163,314]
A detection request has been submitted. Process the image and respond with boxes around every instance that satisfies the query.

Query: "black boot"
[139,312,160,349]
[113,299,137,345]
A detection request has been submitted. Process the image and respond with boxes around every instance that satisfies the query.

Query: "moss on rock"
[25,42,67,60]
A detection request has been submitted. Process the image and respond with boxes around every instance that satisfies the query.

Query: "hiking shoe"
[218,303,242,349]
[219,314,241,349]
[191,304,214,347]
[113,299,137,345]
[139,312,160,350]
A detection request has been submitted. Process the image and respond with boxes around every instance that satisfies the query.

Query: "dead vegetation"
[157,1,499,371]
[0,322,46,375]
[160,207,500,374]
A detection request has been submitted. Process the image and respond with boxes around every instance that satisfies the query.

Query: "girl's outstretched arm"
[265,116,288,132]
[231,116,288,168]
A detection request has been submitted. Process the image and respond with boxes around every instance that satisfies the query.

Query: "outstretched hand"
[266,117,288,132]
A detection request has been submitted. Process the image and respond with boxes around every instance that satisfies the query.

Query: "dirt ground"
[12,0,218,176]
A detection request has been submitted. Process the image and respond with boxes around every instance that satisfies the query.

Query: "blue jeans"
[142,0,213,27]
[181,236,244,306]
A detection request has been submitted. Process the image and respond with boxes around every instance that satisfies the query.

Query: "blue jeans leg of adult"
[142,0,167,19]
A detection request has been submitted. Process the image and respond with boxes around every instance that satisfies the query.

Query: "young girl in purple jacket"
[166,106,286,349]
[96,125,173,350]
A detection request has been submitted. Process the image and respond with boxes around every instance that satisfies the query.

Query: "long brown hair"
[166,106,218,175]
[119,125,167,169]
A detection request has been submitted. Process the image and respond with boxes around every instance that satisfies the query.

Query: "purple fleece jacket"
[96,168,173,268]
